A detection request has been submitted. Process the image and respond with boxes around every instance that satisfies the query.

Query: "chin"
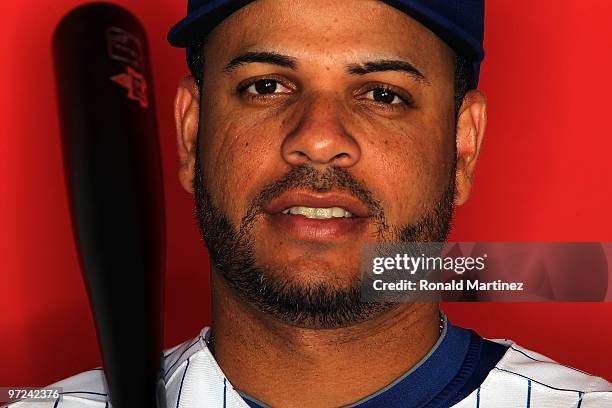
[257,254,362,288]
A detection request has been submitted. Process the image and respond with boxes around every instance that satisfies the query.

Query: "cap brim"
[168,0,254,47]
[167,0,484,86]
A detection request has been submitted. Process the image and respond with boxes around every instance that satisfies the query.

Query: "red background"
[1,0,611,387]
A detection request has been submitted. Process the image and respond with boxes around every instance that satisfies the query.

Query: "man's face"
[183,0,471,327]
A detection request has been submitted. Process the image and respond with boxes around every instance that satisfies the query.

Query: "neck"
[210,269,441,408]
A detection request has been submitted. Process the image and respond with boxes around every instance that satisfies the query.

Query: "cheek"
[197,101,287,221]
[356,112,455,224]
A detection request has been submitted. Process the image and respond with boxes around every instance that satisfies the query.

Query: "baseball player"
[8,0,612,407]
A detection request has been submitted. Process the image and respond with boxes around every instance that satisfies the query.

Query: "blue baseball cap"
[167,0,485,87]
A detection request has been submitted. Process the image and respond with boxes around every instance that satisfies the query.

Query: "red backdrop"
[1,0,611,387]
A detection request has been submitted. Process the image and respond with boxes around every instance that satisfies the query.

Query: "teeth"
[281,206,353,219]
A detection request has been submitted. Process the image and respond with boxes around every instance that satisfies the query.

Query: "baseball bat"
[53,3,165,407]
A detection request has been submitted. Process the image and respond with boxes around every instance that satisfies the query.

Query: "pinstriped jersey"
[5,326,611,408]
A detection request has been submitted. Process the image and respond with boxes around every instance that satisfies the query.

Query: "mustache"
[243,164,388,232]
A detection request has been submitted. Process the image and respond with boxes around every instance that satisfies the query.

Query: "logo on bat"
[111,66,149,108]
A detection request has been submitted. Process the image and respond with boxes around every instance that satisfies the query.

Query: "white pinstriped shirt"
[5,326,612,408]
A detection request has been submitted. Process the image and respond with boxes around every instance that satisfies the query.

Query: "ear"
[174,76,201,194]
[454,89,487,205]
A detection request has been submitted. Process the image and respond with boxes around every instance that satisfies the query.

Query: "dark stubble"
[194,141,456,329]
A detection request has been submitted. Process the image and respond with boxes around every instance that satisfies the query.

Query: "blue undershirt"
[238,319,508,408]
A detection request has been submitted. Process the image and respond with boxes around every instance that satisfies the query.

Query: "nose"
[281,94,361,168]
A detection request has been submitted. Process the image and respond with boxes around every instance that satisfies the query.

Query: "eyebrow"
[347,60,429,84]
[223,51,298,73]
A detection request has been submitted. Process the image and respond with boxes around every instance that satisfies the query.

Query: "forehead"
[202,0,454,77]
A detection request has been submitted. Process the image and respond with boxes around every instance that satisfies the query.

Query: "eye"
[242,79,292,95]
[364,87,405,105]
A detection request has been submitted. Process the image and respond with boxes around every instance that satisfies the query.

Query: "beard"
[194,145,456,329]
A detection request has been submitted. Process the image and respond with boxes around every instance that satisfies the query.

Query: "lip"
[262,191,371,242]
[263,191,370,218]
[267,213,369,241]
